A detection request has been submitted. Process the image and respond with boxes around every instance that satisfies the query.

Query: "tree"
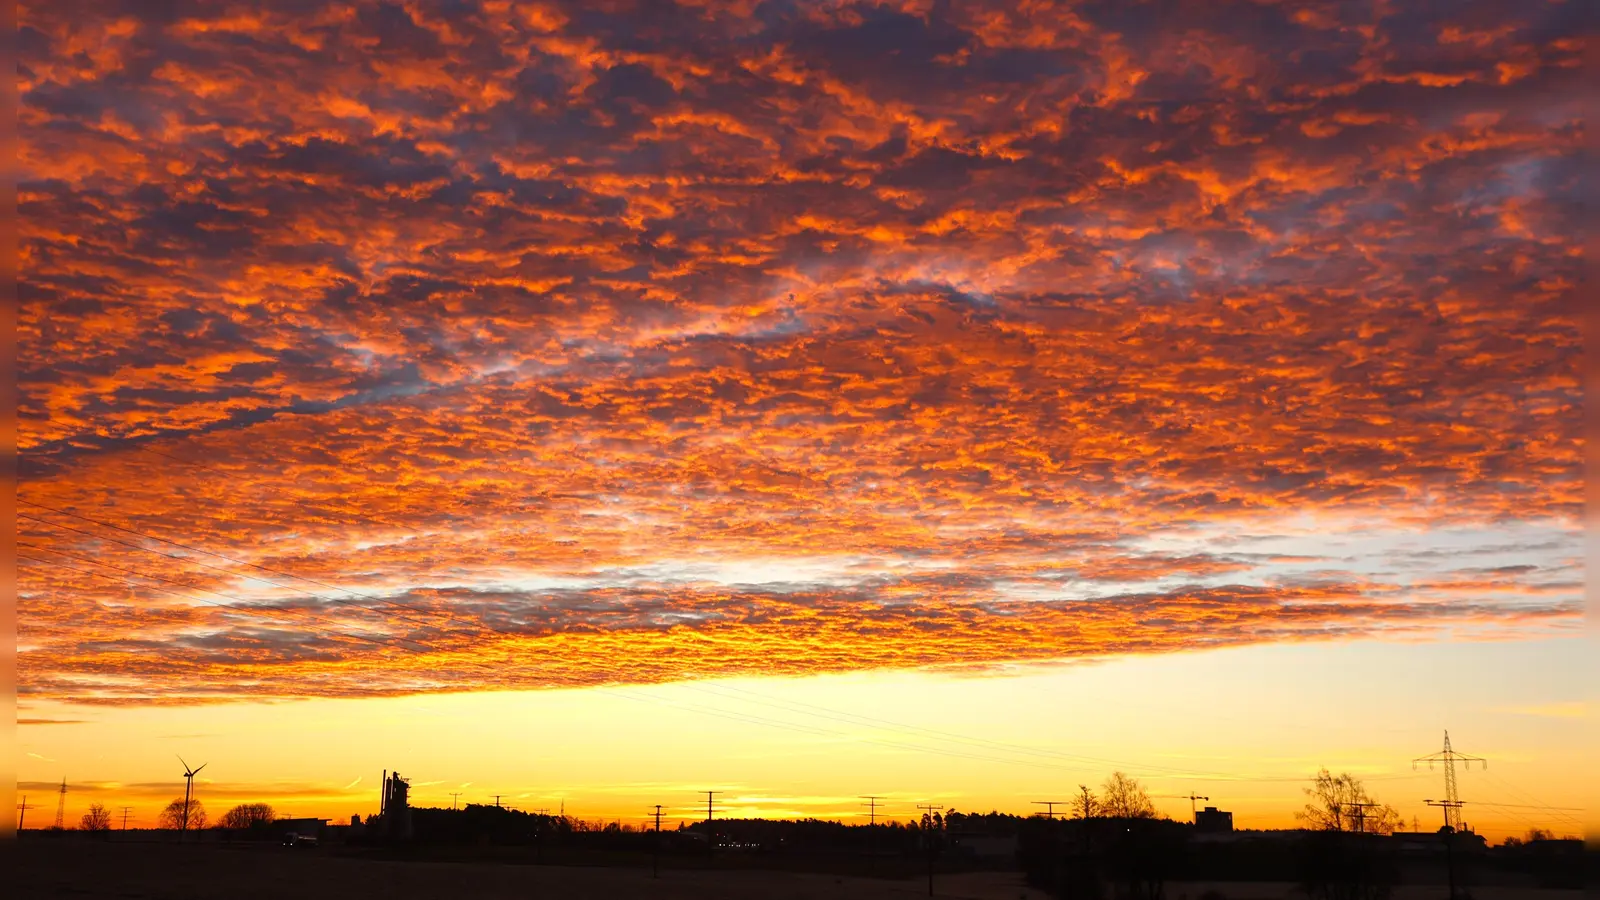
[1297,770,1401,834]
[1100,771,1156,819]
[219,803,276,830]
[80,803,112,832]
[159,798,207,831]
[1073,784,1099,819]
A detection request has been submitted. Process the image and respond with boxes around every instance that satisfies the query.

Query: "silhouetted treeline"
[1015,820,1580,900]
[408,805,629,848]
[390,805,1031,863]
[684,817,917,854]
[1018,816,1189,900]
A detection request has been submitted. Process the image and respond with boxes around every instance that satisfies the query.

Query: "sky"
[14,0,1588,840]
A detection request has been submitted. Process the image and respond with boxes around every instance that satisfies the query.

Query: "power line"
[1477,773,1584,828]
[682,682,1358,783]
[687,681,1333,782]
[1469,801,1581,811]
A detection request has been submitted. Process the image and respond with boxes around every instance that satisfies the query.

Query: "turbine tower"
[179,756,208,837]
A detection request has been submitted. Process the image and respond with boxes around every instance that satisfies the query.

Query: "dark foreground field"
[12,839,1047,900]
[11,839,1587,900]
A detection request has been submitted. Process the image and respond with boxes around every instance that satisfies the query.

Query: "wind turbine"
[179,756,208,838]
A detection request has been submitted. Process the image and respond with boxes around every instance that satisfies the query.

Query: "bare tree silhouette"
[1298,770,1401,834]
[79,803,111,832]
[158,799,206,831]
[219,803,276,830]
[1100,772,1156,819]
[1072,785,1099,820]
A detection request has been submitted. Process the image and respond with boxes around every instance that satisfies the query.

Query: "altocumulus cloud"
[17,0,1582,705]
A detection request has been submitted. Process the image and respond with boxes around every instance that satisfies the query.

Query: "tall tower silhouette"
[1414,730,1485,831]
[54,779,67,830]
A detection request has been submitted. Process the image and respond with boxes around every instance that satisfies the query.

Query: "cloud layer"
[18,0,1583,705]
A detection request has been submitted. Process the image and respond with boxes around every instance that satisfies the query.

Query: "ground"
[10,840,1586,900]
[12,839,1047,900]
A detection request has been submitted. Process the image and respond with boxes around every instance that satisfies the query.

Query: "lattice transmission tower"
[1414,730,1485,831]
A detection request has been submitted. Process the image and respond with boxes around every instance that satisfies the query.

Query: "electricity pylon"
[54,779,67,830]
[1414,730,1484,832]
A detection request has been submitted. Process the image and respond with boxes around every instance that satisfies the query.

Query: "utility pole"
[1032,800,1067,819]
[54,779,67,830]
[120,807,133,831]
[917,804,944,897]
[861,795,883,826]
[1344,801,1380,834]
[701,791,722,851]
[650,804,664,878]
[17,796,34,831]
[1426,799,1467,900]
[861,796,884,874]
[449,792,462,811]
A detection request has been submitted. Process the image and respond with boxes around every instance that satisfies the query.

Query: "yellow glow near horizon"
[19,639,1590,841]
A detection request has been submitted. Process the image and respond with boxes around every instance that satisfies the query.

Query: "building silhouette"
[378,770,413,840]
[1195,806,1233,833]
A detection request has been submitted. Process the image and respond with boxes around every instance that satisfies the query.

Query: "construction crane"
[1153,792,1210,821]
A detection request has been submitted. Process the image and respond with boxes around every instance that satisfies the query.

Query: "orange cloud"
[17,0,1582,706]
